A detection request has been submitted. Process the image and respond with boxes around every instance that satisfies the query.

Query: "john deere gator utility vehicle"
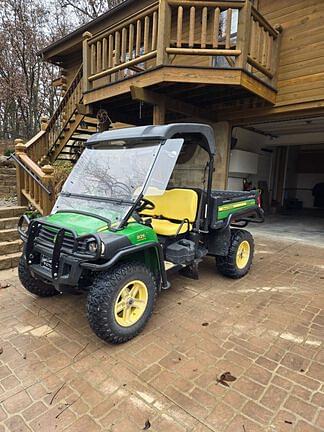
[18,124,264,344]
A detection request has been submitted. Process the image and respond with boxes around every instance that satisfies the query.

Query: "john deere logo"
[137,234,146,241]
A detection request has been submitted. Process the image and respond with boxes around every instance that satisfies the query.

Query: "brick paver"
[0,236,323,431]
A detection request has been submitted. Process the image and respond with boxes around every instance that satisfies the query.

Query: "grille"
[37,226,88,253]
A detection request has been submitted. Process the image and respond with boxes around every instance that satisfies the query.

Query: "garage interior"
[228,117,324,244]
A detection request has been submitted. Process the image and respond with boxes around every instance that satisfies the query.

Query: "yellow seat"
[150,219,192,236]
[142,188,198,236]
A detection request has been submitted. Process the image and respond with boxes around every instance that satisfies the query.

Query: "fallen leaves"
[0,282,10,289]
[50,382,66,405]
[0,347,3,355]
[143,419,151,430]
[216,371,237,387]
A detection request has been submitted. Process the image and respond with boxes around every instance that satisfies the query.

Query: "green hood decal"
[41,213,108,236]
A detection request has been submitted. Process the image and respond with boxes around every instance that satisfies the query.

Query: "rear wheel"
[87,262,157,344]
[18,256,58,297]
[216,229,254,279]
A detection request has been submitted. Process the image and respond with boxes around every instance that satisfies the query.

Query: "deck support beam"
[130,85,216,123]
[212,121,231,190]
[153,102,166,125]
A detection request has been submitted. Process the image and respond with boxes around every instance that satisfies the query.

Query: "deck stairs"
[13,65,99,217]
[0,206,26,270]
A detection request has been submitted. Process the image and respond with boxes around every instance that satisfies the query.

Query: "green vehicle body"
[18,124,264,343]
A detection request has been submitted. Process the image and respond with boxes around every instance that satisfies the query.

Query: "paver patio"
[0,235,323,432]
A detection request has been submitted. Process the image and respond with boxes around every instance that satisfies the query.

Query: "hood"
[41,212,109,236]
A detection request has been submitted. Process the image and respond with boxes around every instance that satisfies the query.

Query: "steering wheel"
[136,197,155,213]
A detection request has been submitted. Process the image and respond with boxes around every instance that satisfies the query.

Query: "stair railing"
[14,139,55,215]
[24,65,83,164]
[46,65,83,158]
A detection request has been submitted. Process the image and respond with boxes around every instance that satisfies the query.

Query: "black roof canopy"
[86,124,216,156]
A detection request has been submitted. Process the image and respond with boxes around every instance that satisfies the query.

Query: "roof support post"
[153,102,166,125]
[211,122,231,190]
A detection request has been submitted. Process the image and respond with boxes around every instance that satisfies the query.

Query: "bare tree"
[0,0,74,140]
[58,0,125,24]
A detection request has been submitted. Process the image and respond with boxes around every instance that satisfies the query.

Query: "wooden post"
[235,0,252,69]
[271,24,283,87]
[212,122,231,190]
[82,31,93,93]
[156,0,172,65]
[14,139,28,206]
[153,102,166,125]
[40,116,48,131]
[41,165,55,215]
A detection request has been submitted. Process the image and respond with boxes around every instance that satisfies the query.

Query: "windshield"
[52,138,183,228]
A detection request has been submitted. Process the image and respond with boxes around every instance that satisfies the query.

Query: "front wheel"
[216,229,254,279]
[87,262,157,344]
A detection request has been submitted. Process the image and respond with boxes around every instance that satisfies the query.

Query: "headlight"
[87,241,98,253]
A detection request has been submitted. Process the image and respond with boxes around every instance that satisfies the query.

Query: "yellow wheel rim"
[236,240,251,270]
[114,280,148,327]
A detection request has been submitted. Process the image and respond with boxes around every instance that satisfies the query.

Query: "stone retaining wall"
[0,139,13,155]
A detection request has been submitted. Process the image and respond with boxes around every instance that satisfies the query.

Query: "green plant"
[4,148,14,157]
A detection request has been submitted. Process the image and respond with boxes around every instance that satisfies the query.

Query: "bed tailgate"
[210,190,263,229]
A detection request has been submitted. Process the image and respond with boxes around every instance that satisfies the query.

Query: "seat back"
[144,188,198,222]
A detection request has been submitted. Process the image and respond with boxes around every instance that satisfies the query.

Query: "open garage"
[229,117,324,244]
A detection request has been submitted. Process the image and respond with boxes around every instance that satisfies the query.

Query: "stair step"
[76,128,97,134]
[0,228,20,243]
[83,117,98,125]
[0,186,16,196]
[0,217,19,230]
[0,239,22,255]
[0,206,26,218]
[71,136,91,142]
[0,175,16,184]
[0,252,21,271]
[0,167,16,175]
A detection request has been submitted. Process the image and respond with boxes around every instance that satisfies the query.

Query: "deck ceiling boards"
[89,78,272,125]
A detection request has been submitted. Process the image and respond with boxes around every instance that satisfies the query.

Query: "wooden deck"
[82,0,281,112]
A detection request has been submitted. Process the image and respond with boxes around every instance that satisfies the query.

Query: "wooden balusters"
[97,40,102,72]
[121,27,127,64]
[152,11,158,50]
[176,6,183,48]
[144,16,150,53]
[102,37,108,70]
[201,7,208,48]
[129,23,135,60]
[247,7,281,81]
[225,8,232,49]
[14,139,55,215]
[189,6,195,48]
[82,1,280,90]
[136,19,142,57]
[213,7,220,48]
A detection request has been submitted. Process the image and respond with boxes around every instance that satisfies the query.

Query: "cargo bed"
[210,190,263,229]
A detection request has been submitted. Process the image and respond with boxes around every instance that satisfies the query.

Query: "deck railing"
[83,3,159,91]
[83,0,281,91]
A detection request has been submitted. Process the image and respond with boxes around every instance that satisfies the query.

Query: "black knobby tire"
[87,262,157,344]
[216,229,254,279]
[18,257,58,297]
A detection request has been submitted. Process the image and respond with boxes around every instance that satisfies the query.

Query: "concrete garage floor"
[0,235,323,432]
[249,212,324,247]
